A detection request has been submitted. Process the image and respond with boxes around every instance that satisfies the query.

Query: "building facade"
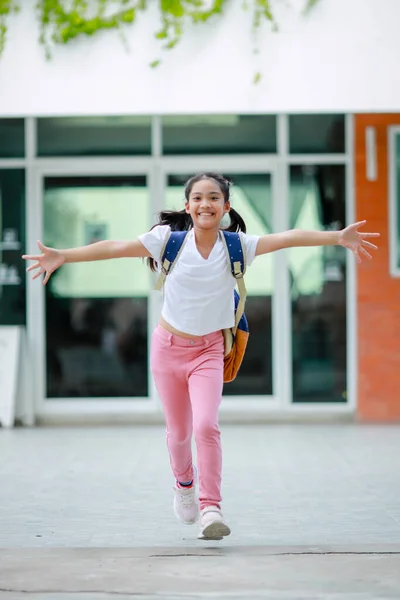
[0,1,399,423]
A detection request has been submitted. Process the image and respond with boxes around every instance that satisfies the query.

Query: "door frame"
[27,158,160,419]
[158,156,290,414]
[28,156,290,418]
[26,152,354,420]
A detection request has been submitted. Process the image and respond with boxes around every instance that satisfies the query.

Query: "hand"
[338,221,380,263]
[22,241,65,285]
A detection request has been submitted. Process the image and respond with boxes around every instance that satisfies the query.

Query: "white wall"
[0,0,399,115]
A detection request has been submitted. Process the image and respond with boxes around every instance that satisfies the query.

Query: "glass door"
[29,163,155,410]
[161,162,285,403]
[289,165,347,403]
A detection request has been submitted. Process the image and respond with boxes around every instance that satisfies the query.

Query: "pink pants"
[150,325,224,510]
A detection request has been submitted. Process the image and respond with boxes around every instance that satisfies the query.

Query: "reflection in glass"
[289,114,345,154]
[0,169,26,325]
[37,116,151,157]
[0,119,25,158]
[166,174,273,396]
[162,115,277,155]
[290,165,347,403]
[44,176,150,398]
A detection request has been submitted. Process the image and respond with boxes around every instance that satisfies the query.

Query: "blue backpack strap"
[220,230,246,279]
[220,231,247,332]
[154,230,189,291]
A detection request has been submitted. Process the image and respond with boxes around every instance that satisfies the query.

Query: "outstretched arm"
[255,221,379,263]
[22,239,150,285]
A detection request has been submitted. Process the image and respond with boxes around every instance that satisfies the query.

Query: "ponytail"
[157,209,193,232]
[225,207,247,234]
[147,209,193,272]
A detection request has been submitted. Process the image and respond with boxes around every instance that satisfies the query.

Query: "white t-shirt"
[139,225,260,336]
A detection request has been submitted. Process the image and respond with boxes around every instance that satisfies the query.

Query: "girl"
[23,172,379,541]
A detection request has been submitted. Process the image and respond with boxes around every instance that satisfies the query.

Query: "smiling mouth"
[197,213,215,217]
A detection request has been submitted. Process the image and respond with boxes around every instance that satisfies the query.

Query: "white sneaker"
[198,506,231,540]
[173,478,200,525]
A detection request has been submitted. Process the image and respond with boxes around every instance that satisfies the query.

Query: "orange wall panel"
[355,114,400,422]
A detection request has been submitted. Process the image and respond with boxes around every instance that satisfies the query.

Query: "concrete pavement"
[0,424,399,599]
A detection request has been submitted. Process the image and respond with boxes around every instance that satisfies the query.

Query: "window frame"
[388,126,400,277]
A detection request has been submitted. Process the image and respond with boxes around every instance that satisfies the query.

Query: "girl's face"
[185,178,230,231]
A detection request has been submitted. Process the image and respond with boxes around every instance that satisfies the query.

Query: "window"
[162,115,276,155]
[289,114,345,154]
[389,128,400,276]
[0,119,25,158]
[289,165,347,403]
[37,117,152,157]
[43,175,151,398]
[0,169,26,325]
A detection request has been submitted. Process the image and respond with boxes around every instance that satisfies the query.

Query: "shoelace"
[178,488,195,507]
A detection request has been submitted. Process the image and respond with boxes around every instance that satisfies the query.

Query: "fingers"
[43,271,51,285]
[26,262,41,273]
[37,240,48,252]
[352,221,380,238]
[353,248,362,264]
[362,240,378,250]
[32,267,45,280]
[22,254,40,262]
[353,220,367,229]
[21,240,47,261]
[360,246,372,260]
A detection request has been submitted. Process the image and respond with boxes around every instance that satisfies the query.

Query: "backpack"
[154,230,249,383]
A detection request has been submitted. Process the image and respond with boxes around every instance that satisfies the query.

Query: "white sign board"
[0,326,34,428]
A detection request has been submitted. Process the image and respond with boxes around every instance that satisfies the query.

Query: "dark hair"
[147,173,247,272]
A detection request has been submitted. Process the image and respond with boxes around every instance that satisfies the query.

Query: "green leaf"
[150,59,161,68]
[0,0,324,70]
[155,29,168,39]
[161,0,184,18]
[303,0,320,14]
[253,71,261,84]
[165,37,179,49]
[121,8,135,23]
